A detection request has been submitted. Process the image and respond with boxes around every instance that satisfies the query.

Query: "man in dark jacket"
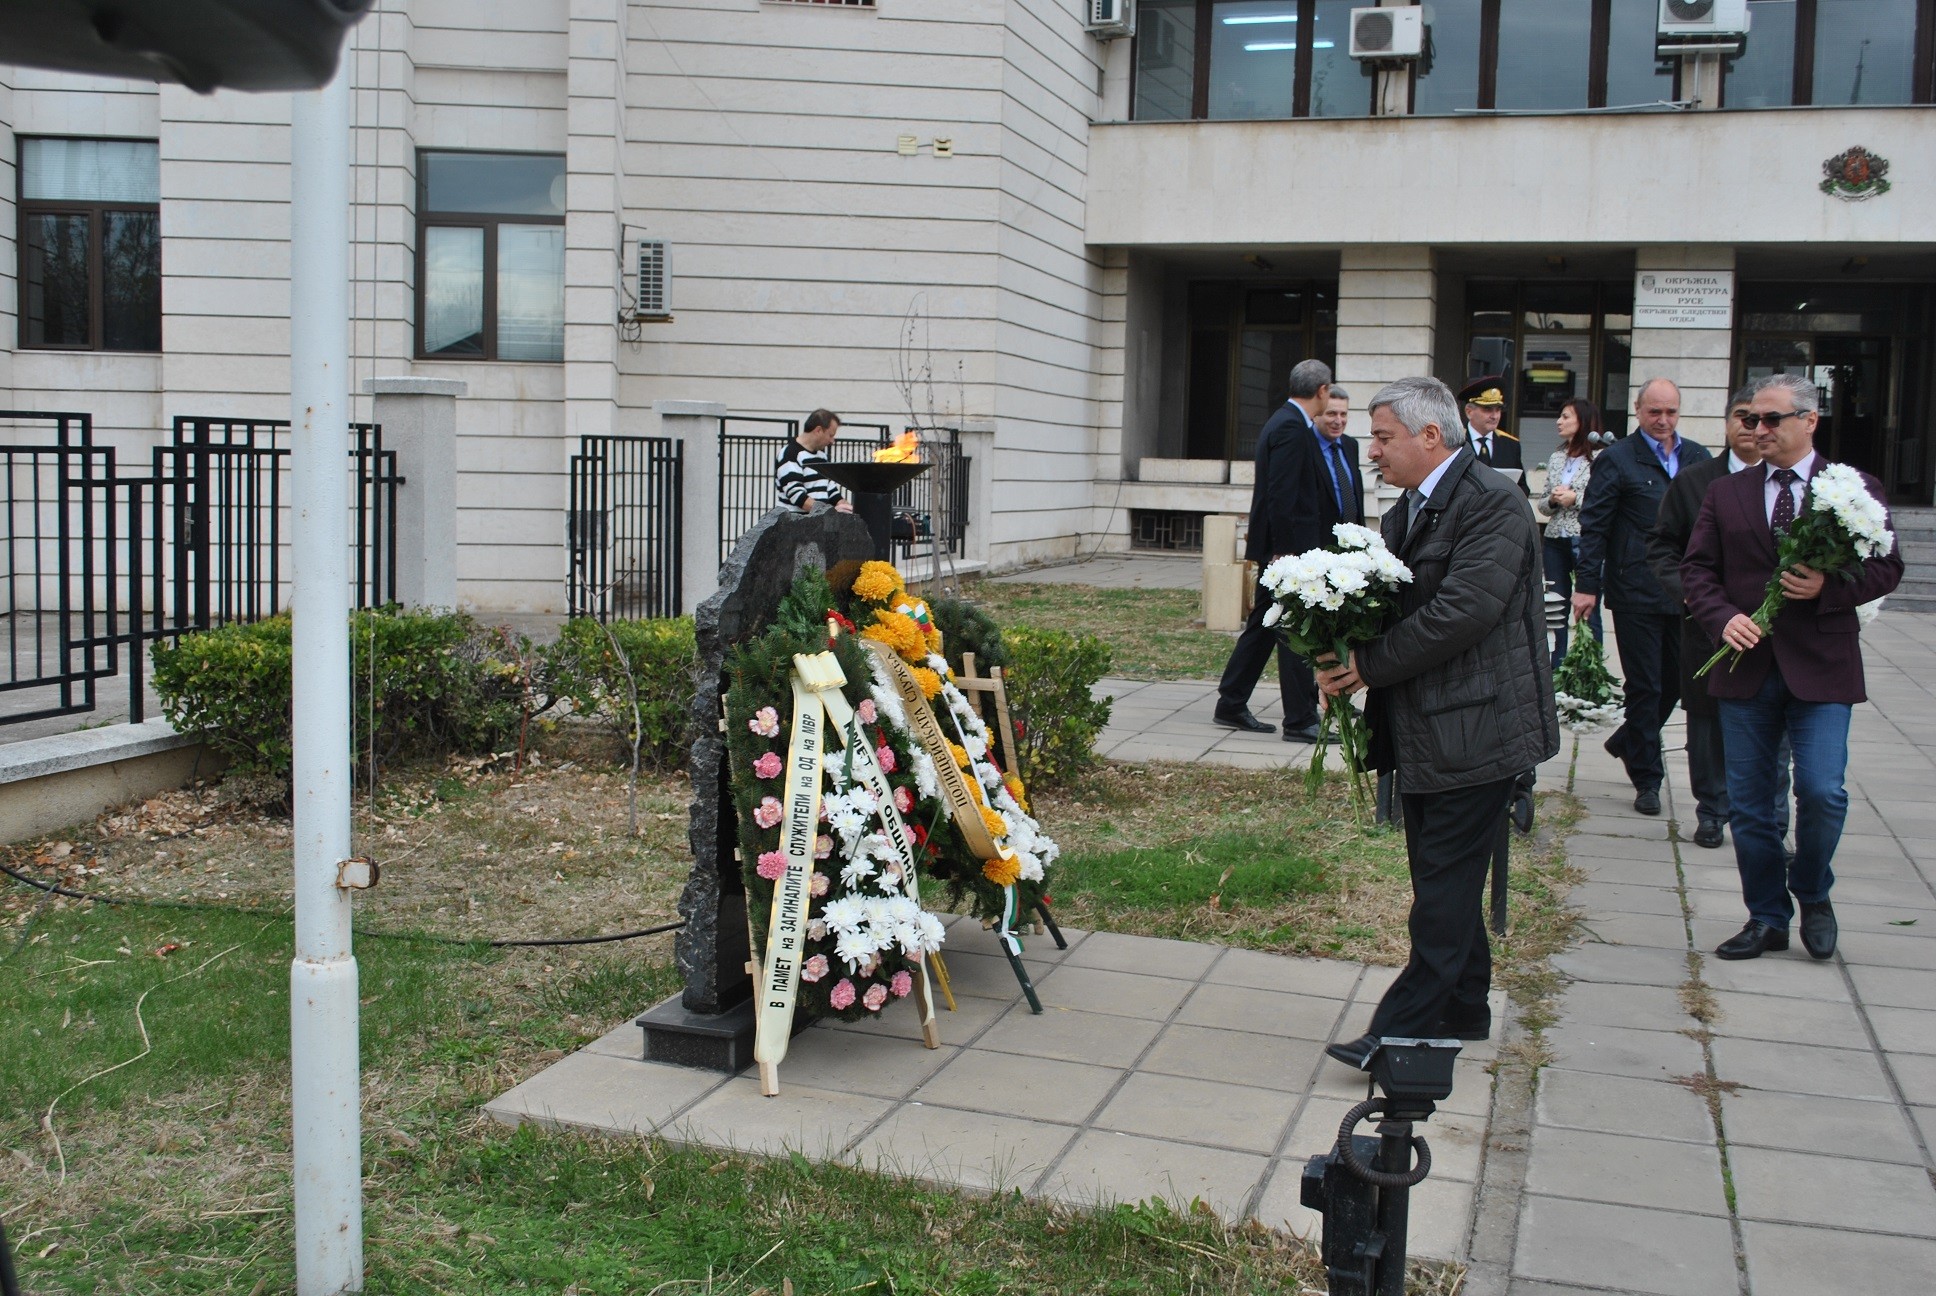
[1574,378,1713,815]
[1460,376,1529,496]
[1316,377,1559,1067]
[1214,358,1362,743]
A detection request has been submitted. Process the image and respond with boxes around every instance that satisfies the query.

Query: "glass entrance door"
[1741,336,1892,482]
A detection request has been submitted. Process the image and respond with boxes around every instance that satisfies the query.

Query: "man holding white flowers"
[1681,373,1903,962]
[1315,377,1559,1069]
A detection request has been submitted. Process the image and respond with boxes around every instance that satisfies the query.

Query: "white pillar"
[654,399,725,613]
[1335,246,1437,518]
[289,65,363,1296]
[364,377,465,609]
[1631,246,1736,451]
[957,420,997,567]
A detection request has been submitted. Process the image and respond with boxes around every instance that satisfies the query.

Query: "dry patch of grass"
[960,580,1233,681]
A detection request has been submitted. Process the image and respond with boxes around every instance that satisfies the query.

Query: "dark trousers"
[1686,709,1795,835]
[1543,536,1603,668]
[1607,609,1680,792]
[1368,776,1514,1038]
[1217,581,1317,728]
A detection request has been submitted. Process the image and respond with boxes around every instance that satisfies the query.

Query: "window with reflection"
[1413,0,1484,114]
[1604,0,1679,106]
[18,137,162,352]
[417,151,566,361]
[1134,0,1198,120]
[1723,0,1796,106]
[1307,0,1371,117]
[1495,0,1593,110]
[1131,0,1371,119]
[1209,0,1300,119]
[1812,0,1918,105]
[1463,279,1633,463]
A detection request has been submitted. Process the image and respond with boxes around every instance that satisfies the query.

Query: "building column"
[564,0,629,445]
[655,400,726,614]
[1336,246,1436,516]
[366,377,466,609]
[1630,246,1736,451]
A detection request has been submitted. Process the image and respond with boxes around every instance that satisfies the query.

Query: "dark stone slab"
[673,506,874,1018]
[634,991,814,1073]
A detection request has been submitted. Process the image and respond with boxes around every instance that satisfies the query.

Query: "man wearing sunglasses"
[1680,374,1903,962]
[1574,379,1713,816]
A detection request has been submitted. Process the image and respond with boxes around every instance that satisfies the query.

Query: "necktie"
[1406,488,1426,529]
[1477,435,1491,463]
[1328,440,1350,515]
[1771,467,1799,536]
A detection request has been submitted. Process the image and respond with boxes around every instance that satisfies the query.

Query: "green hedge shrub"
[544,616,697,768]
[151,614,296,780]
[1000,626,1113,786]
[930,597,1008,675]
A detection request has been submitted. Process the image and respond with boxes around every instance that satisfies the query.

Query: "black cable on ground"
[0,860,684,950]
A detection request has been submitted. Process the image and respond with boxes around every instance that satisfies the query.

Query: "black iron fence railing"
[717,420,969,566]
[566,434,685,621]
[0,410,403,728]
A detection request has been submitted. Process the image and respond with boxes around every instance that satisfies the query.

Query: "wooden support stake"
[927,950,957,1012]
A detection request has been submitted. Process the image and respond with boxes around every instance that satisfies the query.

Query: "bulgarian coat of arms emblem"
[1820,147,1891,201]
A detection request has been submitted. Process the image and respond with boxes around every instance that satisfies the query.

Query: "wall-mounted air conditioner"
[1348,7,1424,61]
[1657,0,1750,38]
[1086,0,1134,40]
[635,240,670,319]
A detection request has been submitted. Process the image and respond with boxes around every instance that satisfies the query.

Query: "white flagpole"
[289,59,364,1296]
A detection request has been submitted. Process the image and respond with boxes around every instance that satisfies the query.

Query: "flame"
[874,431,921,464]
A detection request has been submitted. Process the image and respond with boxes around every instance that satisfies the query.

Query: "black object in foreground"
[816,460,930,562]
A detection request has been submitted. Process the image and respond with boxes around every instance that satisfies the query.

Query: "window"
[1183,280,1338,460]
[17,138,161,352]
[1417,0,1681,113]
[1464,279,1633,464]
[416,151,565,361]
[1725,0,1935,106]
[1132,0,1372,120]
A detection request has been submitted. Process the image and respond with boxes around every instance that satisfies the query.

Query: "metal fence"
[0,410,403,727]
[566,434,685,621]
[717,420,970,566]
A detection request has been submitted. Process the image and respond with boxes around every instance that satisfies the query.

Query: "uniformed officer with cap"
[1460,376,1529,496]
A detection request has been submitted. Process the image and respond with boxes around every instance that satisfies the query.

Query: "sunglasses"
[1740,410,1811,430]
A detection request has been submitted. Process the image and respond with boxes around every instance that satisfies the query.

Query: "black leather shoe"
[1510,787,1535,835]
[1213,707,1273,733]
[1634,788,1662,816]
[1281,721,1323,743]
[1715,921,1790,960]
[1434,1012,1491,1042]
[1693,819,1725,849]
[1324,1033,1380,1071]
[1603,729,1629,759]
[1799,900,1838,960]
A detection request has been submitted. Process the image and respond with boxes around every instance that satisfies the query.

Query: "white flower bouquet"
[1698,462,1896,676]
[1551,632,1624,734]
[1260,523,1413,820]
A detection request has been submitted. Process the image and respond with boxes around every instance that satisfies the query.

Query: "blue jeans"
[1544,535,1603,668]
[1717,665,1851,930]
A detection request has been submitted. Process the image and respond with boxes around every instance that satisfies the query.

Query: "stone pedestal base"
[634,992,812,1073]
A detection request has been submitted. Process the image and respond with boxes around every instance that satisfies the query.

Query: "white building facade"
[2,0,1932,613]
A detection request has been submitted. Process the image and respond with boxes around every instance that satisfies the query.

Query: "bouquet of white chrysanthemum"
[1552,632,1625,734]
[1698,462,1895,676]
[1261,523,1412,820]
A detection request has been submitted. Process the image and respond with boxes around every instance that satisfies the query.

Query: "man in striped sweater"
[775,408,853,514]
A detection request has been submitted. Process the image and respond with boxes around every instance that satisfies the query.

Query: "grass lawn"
[958,581,1232,681]
[0,736,1575,1294]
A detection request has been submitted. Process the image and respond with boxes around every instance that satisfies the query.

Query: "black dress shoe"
[1281,721,1323,743]
[1324,1033,1380,1071]
[1799,900,1838,960]
[1603,728,1629,759]
[1693,819,1725,849]
[1715,921,1790,960]
[1510,787,1535,835]
[1634,788,1662,816]
[1213,707,1273,733]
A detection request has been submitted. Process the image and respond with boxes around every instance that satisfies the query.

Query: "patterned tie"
[1477,435,1491,463]
[1771,467,1799,537]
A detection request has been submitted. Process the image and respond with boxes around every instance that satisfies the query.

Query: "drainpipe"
[289,61,363,1296]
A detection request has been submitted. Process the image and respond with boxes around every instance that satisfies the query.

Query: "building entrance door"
[1741,336,1892,484]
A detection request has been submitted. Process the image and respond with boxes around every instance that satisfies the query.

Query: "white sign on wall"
[1634,271,1735,330]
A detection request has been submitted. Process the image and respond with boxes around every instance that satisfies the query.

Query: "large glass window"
[1604,0,1679,106]
[1307,0,1370,117]
[1723,0,1796,107]
[1209,0,1300,119]
[1135,0,1199,120]
[1464,279,1632,464]
[416,151,565,361]
[1413,0,1484,114]
[1495,0,1593,110]
[1132,0,1371,119]
[17,138,161,352]
[1812,0,1918,105]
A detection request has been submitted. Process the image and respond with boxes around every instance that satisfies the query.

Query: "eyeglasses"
[1740,410,1812,430]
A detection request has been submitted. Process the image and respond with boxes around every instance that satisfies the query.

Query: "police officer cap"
[1459,376,1507,408]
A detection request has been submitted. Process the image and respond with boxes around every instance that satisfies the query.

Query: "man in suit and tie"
[1315,376,1559,1065]
[1574,378,1713,816]
[1214,359,1362,744]
[1681,373,1902,961]
[1460,377,1529,496]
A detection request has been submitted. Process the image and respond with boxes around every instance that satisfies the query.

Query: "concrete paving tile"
[1255,1155,1473,1260]
[1540,1021,1706,1083]
[1204,948,1365,998]
[1061,929,1221,980]
[912,1050,1125,1125]
[1438,1058,1498,1118]
[1831,875,1936,911]
[1175,981,1351,1041]
[484,1051,726,1135]
[1677,862,1742,893]
[847,1104,1078,1194]
[1731,1145,1936,1235]
[1860,1004,1936,1056]
[1706,989,1871,1051]
[1709,1036,1894,1101]
[1839,930,1936,971]
[1277,1094,1364,1163]
[1913,1104,1936,1151]
[1887,1051,1936,1105]
[1091,1072,1294,1154]
[1550,943,1689,987]
[926,949,1037,1001]
[1742,1222,1936,1296]
[1534,1069,1715,1143]
[1698,952,1854,999]
[1571,854,1685,887]
[1570,881,1686,917]
[1139,1022,1326,1092]
[1574,913,1691,949]
[670,1076,895,1157]
[1356,963,1402,997]
[1038,1129,1268,1222]
[828,987,1010,1043]
[1524,1126,1727,1216]
[1722,1089,1924,1165]
[580,1021,643,1059]
[974,1004,1164,1069]
[1513,1196,1738,1296]
[758,1029,958,1099]
[1553,982,1692,1033]
[1026,963,1196,1020]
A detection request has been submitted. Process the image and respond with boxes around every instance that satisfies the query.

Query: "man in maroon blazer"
[1680,374,1903,962]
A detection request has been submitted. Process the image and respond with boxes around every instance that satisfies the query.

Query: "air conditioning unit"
[1086,0,1134,40]
[1348,7,1424,60]
[635,240,670,319]
[1657,0,1750,37]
